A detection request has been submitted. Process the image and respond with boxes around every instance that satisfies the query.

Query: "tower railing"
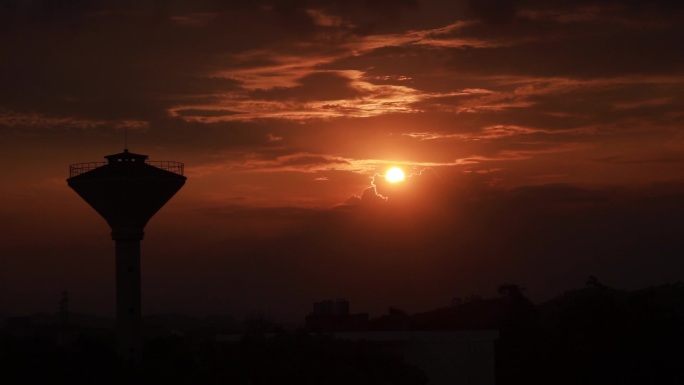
[70,162,107,177]
[147,161,184,176]
[70,160,185,177]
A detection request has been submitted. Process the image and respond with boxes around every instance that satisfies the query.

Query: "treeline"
[423,279,684,384]
[364,279,684,384]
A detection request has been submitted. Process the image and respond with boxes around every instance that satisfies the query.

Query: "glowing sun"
[385,167,406,183]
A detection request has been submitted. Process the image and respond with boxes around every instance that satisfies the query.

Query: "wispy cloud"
[404,125,582,142]
[0,109,149,131]
[169,70,431,121]
[167,19,502,122]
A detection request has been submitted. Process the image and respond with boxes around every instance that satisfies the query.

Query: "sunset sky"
[1,0,683,322]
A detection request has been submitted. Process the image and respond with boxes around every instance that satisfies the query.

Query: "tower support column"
[113,229,144,362]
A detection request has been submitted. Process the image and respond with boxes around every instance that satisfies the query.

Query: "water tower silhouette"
[67,149,186,361]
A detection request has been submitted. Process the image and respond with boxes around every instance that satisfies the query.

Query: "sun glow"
[385,167,406,183]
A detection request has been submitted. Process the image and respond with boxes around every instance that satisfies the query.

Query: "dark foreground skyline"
[3,281,684,384]
[1,0,683,321]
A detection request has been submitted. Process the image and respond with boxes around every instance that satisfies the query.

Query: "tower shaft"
[115,233,143,361]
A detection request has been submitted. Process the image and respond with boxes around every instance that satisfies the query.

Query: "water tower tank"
[67,149,186,361]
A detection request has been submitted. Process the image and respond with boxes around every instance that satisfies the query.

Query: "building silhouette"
[67,149,186,361]
[303,300,499,385]
[305,299,369,332]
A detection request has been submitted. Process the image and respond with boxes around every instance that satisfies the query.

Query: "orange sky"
[1,0,683,321]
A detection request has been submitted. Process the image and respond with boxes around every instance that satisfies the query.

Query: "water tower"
[67,149,186,361]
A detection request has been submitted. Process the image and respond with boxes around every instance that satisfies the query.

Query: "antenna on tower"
[124,127,128,151]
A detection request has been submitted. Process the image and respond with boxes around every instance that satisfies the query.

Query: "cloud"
[171,69,442,121]
[171,108,243,119]
[186,152,353,176]
[594,154,684,165]
[467,0,518,24]
[343,168,451,215]
[277,153,351,167]
[3,0,683,129]
[249,71,368,102]
[404,125,578,141]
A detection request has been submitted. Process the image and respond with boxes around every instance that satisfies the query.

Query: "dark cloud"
[279,154,350,167]
[534,0,684,11]
[173,109,242,118]
[313,0,421,35]
[0,0,329,122]
[594,155,684,165]
[466,0,684,25]
[360,186,387,205]
[467,0,518,23]
[443,31,684,78]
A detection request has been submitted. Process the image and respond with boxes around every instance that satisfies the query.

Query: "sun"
[385,167,406,183]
